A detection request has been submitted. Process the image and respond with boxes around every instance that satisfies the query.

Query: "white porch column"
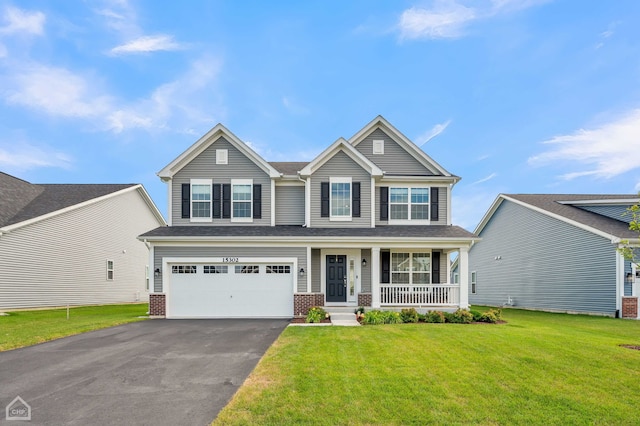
[459,246,470,309]
[371,246,381,308]
[615,248,624,313]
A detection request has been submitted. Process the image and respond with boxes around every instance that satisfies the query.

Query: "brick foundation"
[293,293,325,317]
[358,293,372,307]
[149,294,166,316]
[622,296,638,318]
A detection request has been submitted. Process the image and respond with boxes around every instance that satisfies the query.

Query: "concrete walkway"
[328,312,361,326]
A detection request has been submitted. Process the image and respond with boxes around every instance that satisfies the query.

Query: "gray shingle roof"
[140,224,478,240]
[269,162,309,175]
[505,194,638,239]
[0,172,137,228]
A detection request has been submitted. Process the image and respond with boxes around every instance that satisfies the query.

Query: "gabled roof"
[475,194,639,242]
[348,115,454,178]
[157,123,281,180]
[299,137,383,177]
[0,172,165,231]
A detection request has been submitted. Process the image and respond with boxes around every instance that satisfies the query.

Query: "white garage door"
[167,262,294,318]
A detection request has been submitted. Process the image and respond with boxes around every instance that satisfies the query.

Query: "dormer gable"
[349,115,456,179]
[299,137,383,178]
[157,123,281,181]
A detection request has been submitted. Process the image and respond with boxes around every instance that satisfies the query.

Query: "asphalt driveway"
[0,319,288,425]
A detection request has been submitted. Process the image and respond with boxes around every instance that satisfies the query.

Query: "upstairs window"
[216,149,228,165]
[389,187,430,222]
[330,177,351,220]
[231,179,252,221]
[191,179,212,221]
[373,139,384,154]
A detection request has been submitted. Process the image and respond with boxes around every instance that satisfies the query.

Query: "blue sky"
[1,0,640,230]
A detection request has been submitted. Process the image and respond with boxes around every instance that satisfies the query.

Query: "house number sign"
[222,257,239,263]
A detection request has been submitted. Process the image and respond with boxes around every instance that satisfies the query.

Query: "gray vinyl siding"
[311,249,321,292]
[171,136,271,226]
[577,205,632,224]
[309,151,371,228]
[154,246,307,293]
[354,128,438,175]
[361,248,371,292]
[375,185,448,226]
[275,185,305,225]
[468,200,618,315]
[0,189,160,309]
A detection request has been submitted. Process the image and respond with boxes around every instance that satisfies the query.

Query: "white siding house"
[0,172,166,310]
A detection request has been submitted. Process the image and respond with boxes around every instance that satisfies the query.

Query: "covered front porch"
[294,244,472,315]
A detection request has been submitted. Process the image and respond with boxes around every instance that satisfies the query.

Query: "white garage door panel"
[168,263,293,318]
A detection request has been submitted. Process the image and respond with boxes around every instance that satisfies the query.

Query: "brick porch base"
[293,293,324,316]
[149,294,166,316]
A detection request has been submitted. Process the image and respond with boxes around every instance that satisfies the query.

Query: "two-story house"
[139,116,478,318]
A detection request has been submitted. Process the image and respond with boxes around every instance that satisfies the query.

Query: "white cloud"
[282,96,309,115]
[0,142,72,171]
[110,34,183,55]
[4,64,113,118]
[528,109,640,180]
[416,119,451,146]
[95,0,138,38]
[397,0,548,40]
[472,172,497,185]
[399,4,475,40]
[0,6,45,36]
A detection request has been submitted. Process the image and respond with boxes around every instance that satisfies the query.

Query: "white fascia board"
[1,185,153,234]
[501,195,623,242]
[135,185,168,226]
[348,115,452,177]
[379,175,459,184]
[157,124,281,179]
[473,194,506,235]
[299,138,383,177]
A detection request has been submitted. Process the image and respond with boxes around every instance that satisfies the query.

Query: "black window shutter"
[431,187,439,221]
[352,182,361,218]
[380,186,388,221]
[321,182,329,218]
[381,251,390,284]
[212,184,221,219]
[431,251,441,284]
[181,183,190,219]
[222,184,231,219]
[253,184,262,219]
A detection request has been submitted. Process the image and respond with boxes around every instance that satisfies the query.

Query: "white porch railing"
[380,284,460,306]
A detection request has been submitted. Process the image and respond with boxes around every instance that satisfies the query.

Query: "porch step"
[328,312,360,326]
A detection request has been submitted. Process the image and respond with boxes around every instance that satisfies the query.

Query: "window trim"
[190,178,212,222]
[329,177,352,221]
[106,260,114,281]
[388,185,431,224]
[390,251,432,285]
[231,179,253,222]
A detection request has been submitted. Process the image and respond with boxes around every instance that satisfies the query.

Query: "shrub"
[305,306,327,323]
[452,309,474,324]
[354,306,366,314]
[362,310,385,325]
[417,313,426,322]
[470,310,483,322]
[477,308,503,324]
[400,308,419,323]
[426,310,446,323]
[383,311,403,324]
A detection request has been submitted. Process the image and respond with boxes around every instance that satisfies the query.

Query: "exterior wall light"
[362,259,367,267]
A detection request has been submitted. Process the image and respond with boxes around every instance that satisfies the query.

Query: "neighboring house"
[140,116,478,318]
[466,194,640,318]
[0,172,166,310]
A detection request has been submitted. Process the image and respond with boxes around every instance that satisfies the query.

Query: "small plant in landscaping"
[478,308,503,324]
[383,311,403,324]
[362,310,385,325]
[306,307,328,323]
[449,309,474,324]
[470,310,483,322]
[426,310,446,323]
[400,308,419,323]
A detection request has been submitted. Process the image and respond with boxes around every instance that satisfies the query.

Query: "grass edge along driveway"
[0,303,148,351]
[213,308,640,425]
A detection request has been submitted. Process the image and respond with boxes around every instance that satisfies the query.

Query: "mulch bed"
[620,344,640,351]
[290,317,332,324]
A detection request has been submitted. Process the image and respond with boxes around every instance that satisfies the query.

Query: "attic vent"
[373,139,384,155]
[216,149,228,165]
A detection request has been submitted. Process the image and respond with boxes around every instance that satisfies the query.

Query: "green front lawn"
[0,303,148,351]
[214,308,640,425]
